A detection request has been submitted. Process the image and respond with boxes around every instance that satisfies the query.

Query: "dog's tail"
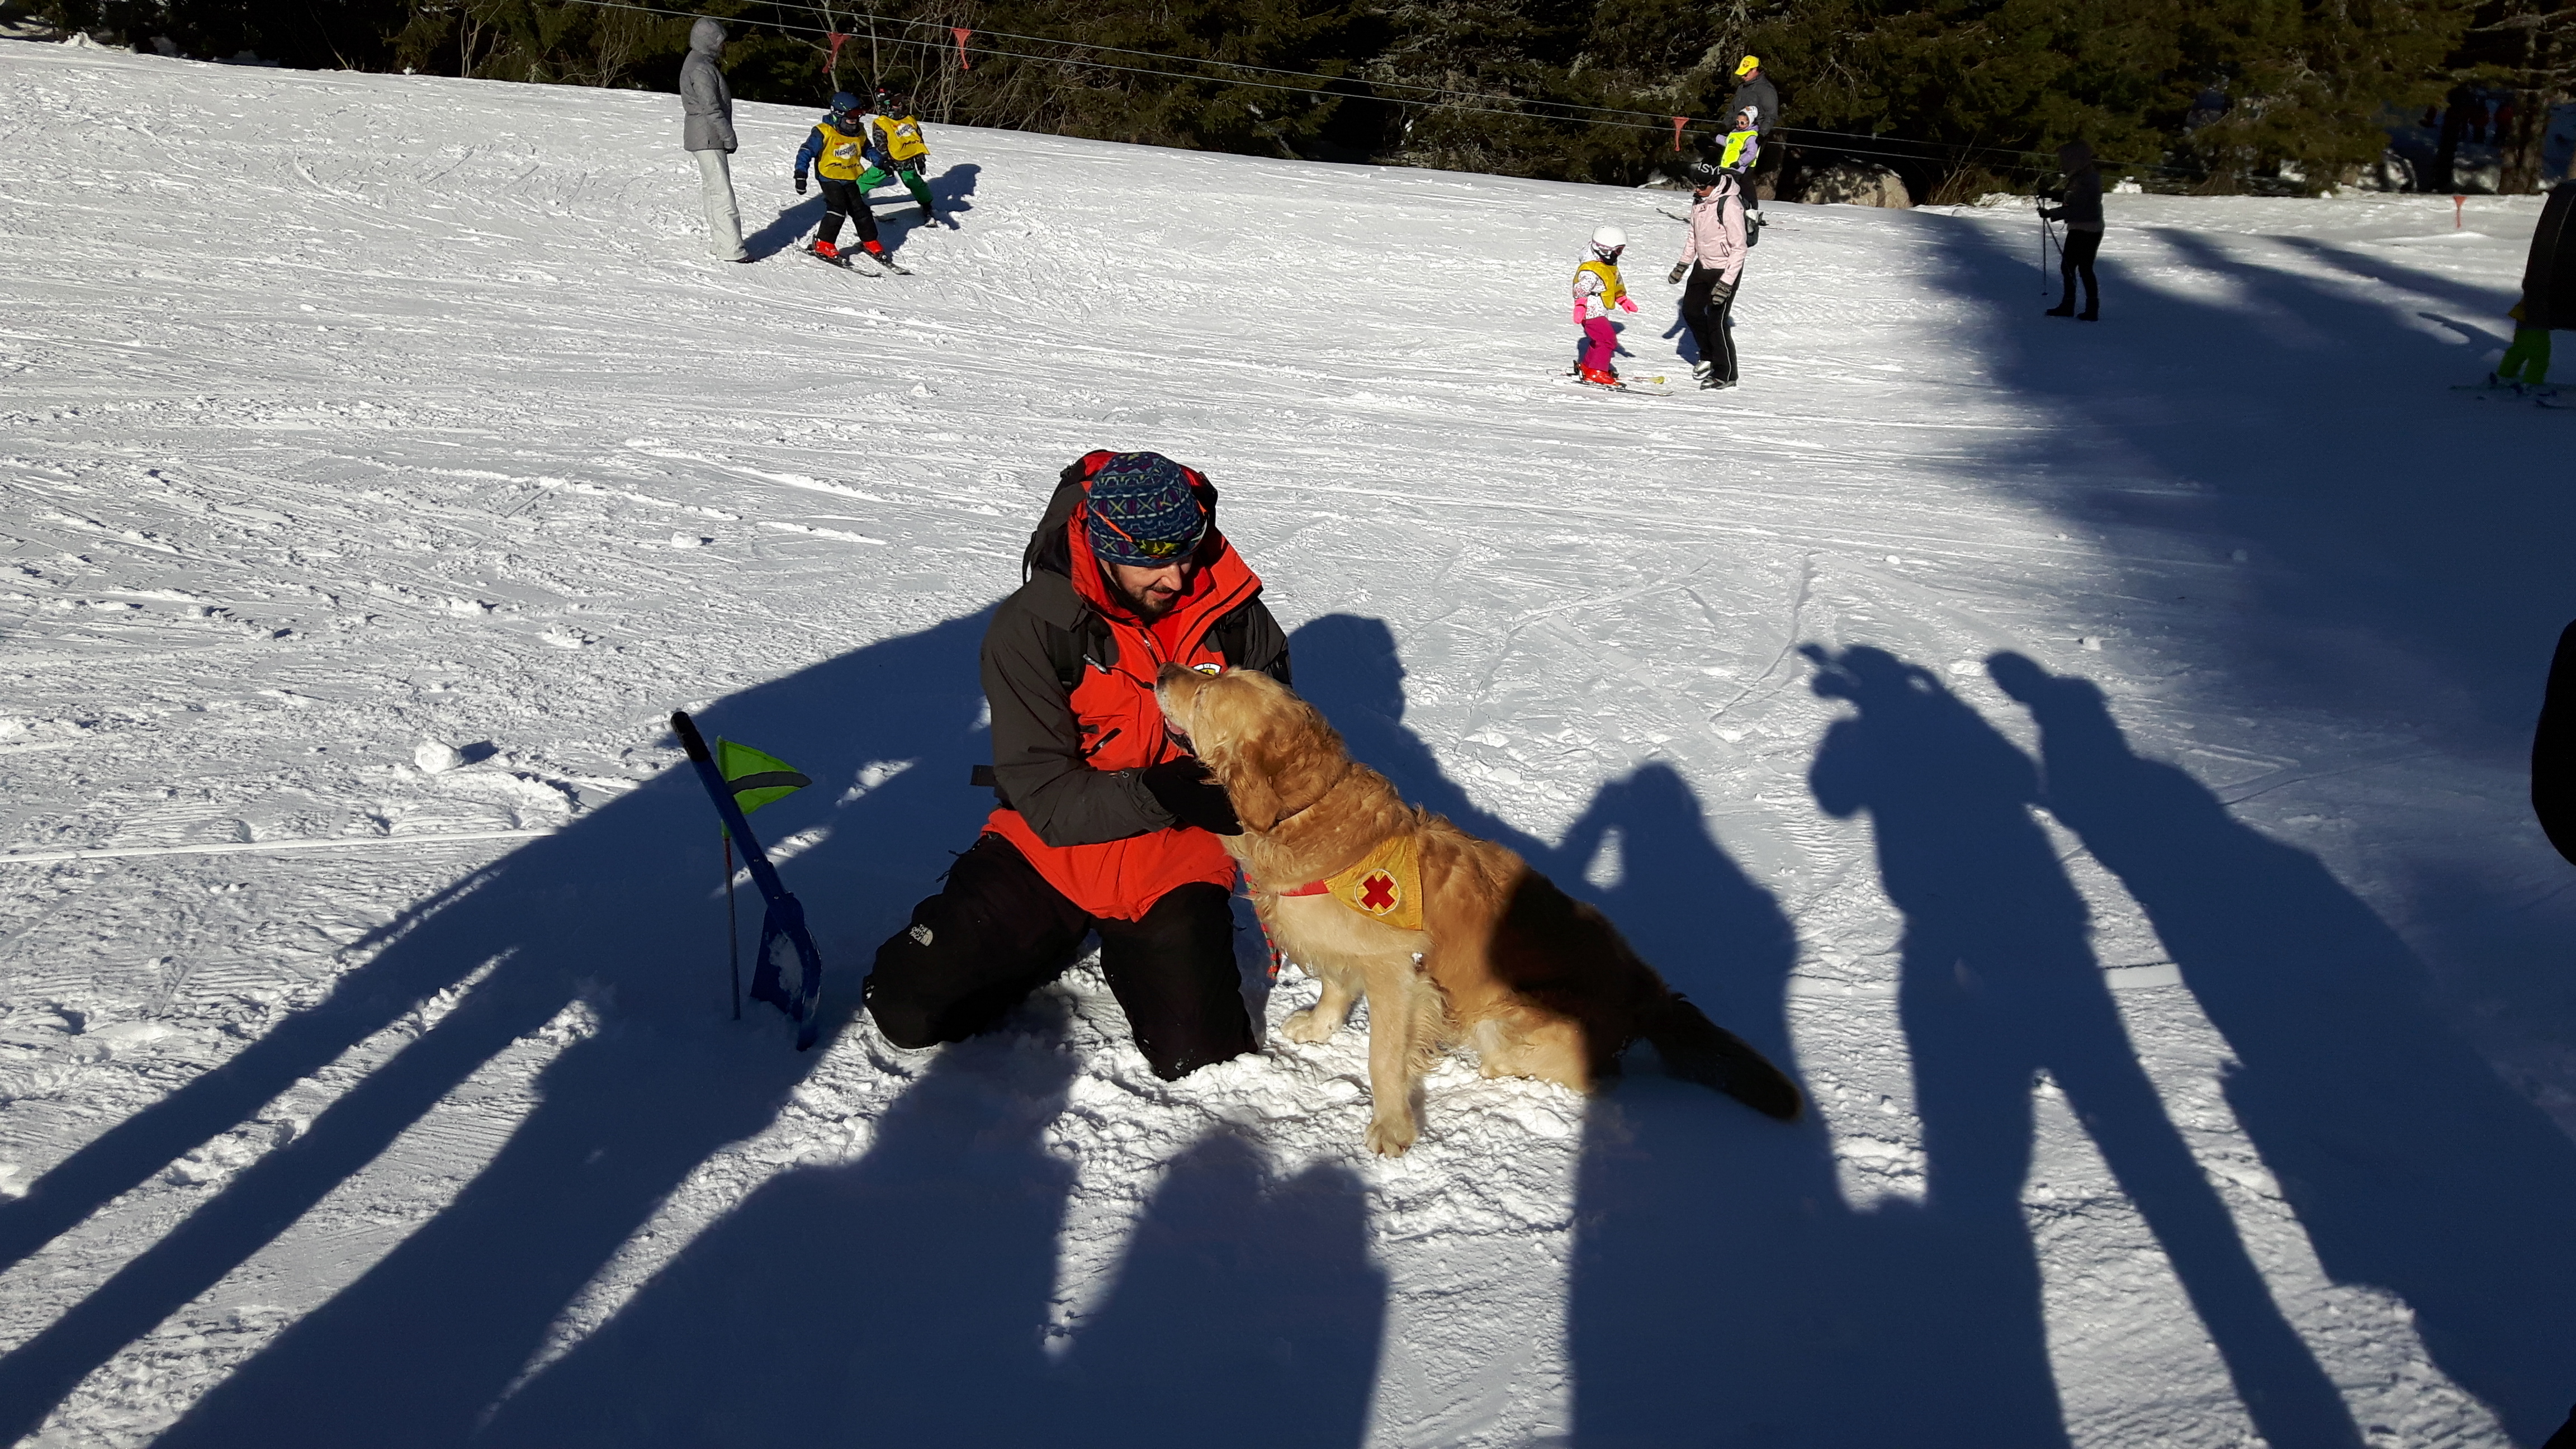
[1644,994,1803,1121]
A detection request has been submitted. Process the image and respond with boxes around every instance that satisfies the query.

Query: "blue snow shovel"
[671,710,825,1050]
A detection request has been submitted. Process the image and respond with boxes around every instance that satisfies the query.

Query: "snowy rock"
[1793,159,1911,209]
[414,740,465,774]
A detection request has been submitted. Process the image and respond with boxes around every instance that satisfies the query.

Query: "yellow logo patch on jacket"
[1315,834,1423,931]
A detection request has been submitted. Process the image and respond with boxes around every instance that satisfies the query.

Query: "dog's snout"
[1156,662,1196,687]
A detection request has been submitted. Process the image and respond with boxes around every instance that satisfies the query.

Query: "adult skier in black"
[2043,141,2104,321]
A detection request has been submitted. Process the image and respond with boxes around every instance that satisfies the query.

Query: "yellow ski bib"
[873,114,929,165]
[812,123,871,181]
[1577,258,1627,311]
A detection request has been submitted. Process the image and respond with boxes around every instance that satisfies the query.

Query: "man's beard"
[1109,574,1180,622]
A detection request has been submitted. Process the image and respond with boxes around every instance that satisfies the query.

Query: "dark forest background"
[18,0,2574,197]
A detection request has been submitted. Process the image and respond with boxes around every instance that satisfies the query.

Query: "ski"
[2451,381,2559,400]
[802,245,881,278]
[1559,371,1679,397]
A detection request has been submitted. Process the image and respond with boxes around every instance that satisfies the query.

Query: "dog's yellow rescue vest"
[1270,834,1423,931]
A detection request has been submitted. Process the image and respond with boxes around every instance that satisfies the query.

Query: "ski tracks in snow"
[3,41,2573,1449]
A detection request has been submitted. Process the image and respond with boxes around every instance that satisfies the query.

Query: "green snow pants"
[860,163,936,217]
[2501,326,2552,387]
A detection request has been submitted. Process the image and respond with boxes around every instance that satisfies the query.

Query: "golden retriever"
[1156,663,1800,1155]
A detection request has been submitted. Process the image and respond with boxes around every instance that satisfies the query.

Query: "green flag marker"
[716,738,812,815]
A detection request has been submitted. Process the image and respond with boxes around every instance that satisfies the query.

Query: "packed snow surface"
[4,41,2575,1449]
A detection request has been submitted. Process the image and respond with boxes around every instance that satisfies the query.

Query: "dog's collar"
[1254,762,1349,832]
[1245,766,1352,896]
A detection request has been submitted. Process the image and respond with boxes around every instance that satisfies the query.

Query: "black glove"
[1138,758,1241,835]
[2039,206,2063,221]
[794,174,808,195]
[1668,261,1690,285]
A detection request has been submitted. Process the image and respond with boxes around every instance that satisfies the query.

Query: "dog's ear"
[1211,736,1286,832]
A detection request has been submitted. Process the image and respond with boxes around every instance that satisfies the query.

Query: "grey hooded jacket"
[679,19,736,153]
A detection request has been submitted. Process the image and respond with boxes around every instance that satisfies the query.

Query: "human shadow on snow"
[1554,642,2381,1447]
[0,612,991,1441]
[1990,650,2576,1445]
[745,193,828,259]
[1922,207,2576,1441]
[0,604,1382,1446]
[472,1006,1383,1448]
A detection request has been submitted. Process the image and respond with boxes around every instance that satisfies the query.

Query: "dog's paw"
[1281,1007,1338,1045]
[1365,1112,1418,1157]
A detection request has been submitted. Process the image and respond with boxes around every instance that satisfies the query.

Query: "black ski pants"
[816,176,880,249]
[865,832,1256,1080]
[1682,263,1739,383]
[2058,226,2101,312]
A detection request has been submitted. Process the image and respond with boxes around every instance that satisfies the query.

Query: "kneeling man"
[865,451,1290,1078]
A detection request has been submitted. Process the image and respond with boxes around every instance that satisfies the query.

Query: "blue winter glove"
[794,174,808,195]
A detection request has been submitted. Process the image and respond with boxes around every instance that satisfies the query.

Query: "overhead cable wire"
[737,0,2091,169]
[556,0,2166,177]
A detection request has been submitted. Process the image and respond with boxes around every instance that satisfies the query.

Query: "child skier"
[2492,298,2553,392]
[865,92,940,225]
[1718,106,1761,174]
[1571,225,1640,387]
[793,92,890,267]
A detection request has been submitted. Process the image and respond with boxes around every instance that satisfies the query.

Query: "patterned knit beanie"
[1083,452,1208,566]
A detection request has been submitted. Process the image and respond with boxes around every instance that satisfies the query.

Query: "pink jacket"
[1679,179,1748,286]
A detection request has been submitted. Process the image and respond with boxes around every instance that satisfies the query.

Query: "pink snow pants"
[1581,316,1617,372]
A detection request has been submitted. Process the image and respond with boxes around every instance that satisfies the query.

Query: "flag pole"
[723,828,741,1020]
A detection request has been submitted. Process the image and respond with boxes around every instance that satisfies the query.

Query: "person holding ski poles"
[865,91,941,226]
[1669,158,1749,390]
[1572,226,1640,387]
[2043,140,2104,321]
[794,92,891,267]
[865,451,1290,1081]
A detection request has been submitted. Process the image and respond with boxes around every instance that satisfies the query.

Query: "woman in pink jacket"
[1668,158,1750,390]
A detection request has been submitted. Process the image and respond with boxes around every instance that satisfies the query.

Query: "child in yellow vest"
[863,92,940,225]
[792,93,889,266]
[1718,105,1761,173]
[1571,226,1639,386]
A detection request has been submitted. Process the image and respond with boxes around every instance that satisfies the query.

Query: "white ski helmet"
[1590,225,1627,259]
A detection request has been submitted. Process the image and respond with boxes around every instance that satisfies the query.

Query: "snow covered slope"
[4,40,2575,1449]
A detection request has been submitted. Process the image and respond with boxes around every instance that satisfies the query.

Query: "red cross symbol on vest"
[1359,870,1398,913]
